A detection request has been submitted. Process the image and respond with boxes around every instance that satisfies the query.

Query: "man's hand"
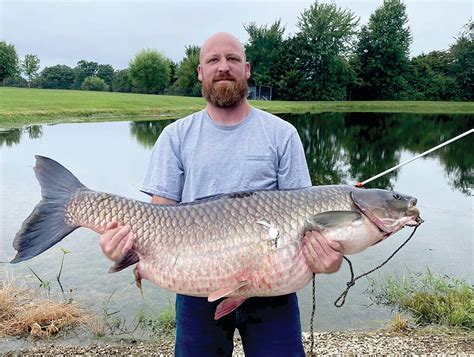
[99,222,134,262]
[302,231,343,274]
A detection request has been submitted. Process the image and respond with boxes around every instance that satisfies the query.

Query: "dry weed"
[0,279,87,338]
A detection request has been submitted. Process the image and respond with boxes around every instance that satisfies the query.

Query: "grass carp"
[12,156,422,319]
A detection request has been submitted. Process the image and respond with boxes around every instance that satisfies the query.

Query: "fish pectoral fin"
[108,250,139,273]
[307,211,363,230]
[207,281,248,302]
[214,297,247,320]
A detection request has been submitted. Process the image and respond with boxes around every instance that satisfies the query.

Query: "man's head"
[198,32,250,108]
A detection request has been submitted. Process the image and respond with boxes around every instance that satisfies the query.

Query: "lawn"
[1,87,473,128]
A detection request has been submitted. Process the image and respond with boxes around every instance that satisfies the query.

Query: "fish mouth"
[351,192,423,234]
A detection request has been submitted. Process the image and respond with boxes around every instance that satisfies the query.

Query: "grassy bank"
[1,87,473,128]
[368,271,473,330]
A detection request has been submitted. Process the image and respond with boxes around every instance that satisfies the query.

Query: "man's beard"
[202,74,248,108]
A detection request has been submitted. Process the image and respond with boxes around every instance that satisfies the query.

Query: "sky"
[1,0,472,71]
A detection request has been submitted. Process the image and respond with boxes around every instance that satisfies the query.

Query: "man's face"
[198,35,251,108]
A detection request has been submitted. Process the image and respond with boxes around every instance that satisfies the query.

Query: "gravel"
[3,329,473,356]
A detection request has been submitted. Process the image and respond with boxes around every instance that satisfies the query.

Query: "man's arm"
[99,195,177,262]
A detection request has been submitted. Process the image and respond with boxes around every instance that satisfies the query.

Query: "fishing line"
[309,273,316,356]
[334,224,420,308]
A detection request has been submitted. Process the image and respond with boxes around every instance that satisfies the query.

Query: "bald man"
[99,32,343,356]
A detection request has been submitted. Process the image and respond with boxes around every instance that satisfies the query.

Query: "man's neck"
[206,100,252,126]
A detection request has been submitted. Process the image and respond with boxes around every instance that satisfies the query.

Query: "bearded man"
[99,32,343,356]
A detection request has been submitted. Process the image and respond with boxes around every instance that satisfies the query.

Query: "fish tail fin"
[11,156,86,263]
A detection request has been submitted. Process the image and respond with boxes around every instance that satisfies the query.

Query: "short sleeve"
[277,131,312,189]
[140,128,184,201]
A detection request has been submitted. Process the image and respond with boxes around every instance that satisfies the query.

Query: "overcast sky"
[1,0,472,71]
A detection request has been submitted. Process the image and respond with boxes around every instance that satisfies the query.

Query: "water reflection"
[127,113,473,194]
[2,114,472,194]
[129,120,170,149]
[0,125,43,147]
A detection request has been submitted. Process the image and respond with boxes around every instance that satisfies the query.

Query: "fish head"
[351,188,422,235]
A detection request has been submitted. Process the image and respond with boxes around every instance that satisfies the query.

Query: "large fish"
[12,156,422,319]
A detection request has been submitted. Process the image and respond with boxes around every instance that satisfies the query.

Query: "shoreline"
[1,88,474,129]
[3,329,473,355]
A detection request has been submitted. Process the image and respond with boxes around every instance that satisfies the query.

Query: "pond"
[0,112,472,348]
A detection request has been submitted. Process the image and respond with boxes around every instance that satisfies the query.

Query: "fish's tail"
[11,156,86,263]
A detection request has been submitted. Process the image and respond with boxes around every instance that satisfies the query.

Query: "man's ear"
[197,64,203,82]
[245,62,251,80]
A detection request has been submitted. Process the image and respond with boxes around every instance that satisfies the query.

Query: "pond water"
[0,112,472,349]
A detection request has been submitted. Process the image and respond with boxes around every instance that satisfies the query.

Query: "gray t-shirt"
[141,107,311,203]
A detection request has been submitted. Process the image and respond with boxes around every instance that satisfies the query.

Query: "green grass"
[1,87,473,128]
[368,271,474,330]
[141,304,176,339]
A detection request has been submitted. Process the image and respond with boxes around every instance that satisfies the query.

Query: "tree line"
[1,0,472,101]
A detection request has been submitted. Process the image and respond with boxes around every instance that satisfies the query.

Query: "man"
[99,32,343,356]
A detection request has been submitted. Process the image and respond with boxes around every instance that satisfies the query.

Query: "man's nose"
[217,59,230,72]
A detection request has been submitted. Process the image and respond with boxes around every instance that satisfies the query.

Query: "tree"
[166,58,178,88]
[0,41,19,83]
[449,20,474,100]
[21,54,40,88]
[74,60,99,88]
[171,45,201,96]
[291,1,359,100]
[407,52,460,100]
[96,64,114,88]
[354,0,412,99]
[244,20,286,89]
[129,49,171,94]
[39,65,76,89]
[112,69,134,92]
[81,76,108,91]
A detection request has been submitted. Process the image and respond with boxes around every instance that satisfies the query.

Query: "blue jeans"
[174,293,305,357]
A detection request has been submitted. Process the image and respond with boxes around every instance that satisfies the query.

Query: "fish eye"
[393,193,402,200]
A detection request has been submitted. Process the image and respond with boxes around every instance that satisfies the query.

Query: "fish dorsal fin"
[307,211,362,230]
[208,281,248,302]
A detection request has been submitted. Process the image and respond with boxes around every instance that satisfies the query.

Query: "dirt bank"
[4,329,473,356]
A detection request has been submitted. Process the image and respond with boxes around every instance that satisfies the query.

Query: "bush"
[81,76,108,91]
[3,75,27,88]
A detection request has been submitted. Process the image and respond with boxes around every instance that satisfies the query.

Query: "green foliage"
[290,1,359,100]
[21,54,40,87]
[245,20,286,90]
[354,0,411,99]
[407,52,460,100]
[81,76,108,91]
[144,305,176,338]
[170,45,201,96]
[73,61,114,90]
[449,20,474,100]
[74,60,99,89]
[129,49,171,94]
[96,64,114,87]
[166,58,178,88]
[3,75,28,88]
[112,69,134,92]
[0,41,19,82]
[39,65,76,89]
[368,271,474,329]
